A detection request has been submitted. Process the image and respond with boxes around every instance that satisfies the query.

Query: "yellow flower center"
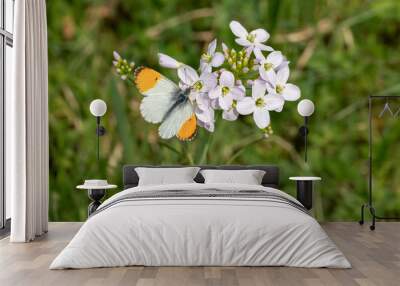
[276,85,284,94]
[247,33,256,43]
[232,100,237,108]
[255,98,265,107]
[222,86,230,96]
[264,63,273,71]
[201,53,212,63]
[193,81,203,91]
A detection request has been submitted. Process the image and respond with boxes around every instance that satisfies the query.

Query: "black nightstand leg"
[87,189,106,216]
[296,181,313,210]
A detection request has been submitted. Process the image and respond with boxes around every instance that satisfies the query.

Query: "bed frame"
[123,165,279,189]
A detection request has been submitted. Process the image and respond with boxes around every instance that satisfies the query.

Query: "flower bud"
[113,51,121,60]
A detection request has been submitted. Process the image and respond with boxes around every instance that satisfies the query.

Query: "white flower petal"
[177,66,199,85]
[266,84,275,94]
[236,97,255,115]
[195,107,211,123]
[265,94,285,111]
[276,60,290,71]
[179,81,191,91]
[223,109,239,121]
[209,86,222,99]
[235,38,251,47]
[277,66,290,84]
[255,50,266,61]
[211,52,225,67]
[211,98,220,109]
[200,72,217,92]
[282,83,301,101]
[266,69,277,87]
[196,93,211,110]
[230,86,245,100]
[256,43,274,51]
[253,108,270,129]
[253,48,264,60]
[198,119,215,132]
[220,71,235,87]
[208,39,217,55]
[158,53,181,69]
[252,80,267,99]
[259,67,276,83]
[267,51,283,67]
[200,61,212,73]
[275,102,285,112]
[219,95,233,110]
[251,29,269,43]
[196,107,215,132]
[229,21,248,38]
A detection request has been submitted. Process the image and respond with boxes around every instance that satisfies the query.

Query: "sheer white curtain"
[8,0,49,242]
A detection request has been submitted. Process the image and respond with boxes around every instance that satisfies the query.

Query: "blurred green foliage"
[47,0,400,221]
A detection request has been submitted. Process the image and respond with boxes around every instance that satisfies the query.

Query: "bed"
[50,165,350,269]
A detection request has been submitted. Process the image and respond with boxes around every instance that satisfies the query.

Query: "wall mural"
[47,1,400,222]
[113,21,300,141]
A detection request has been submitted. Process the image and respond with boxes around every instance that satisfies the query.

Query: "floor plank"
[0,222,399,286]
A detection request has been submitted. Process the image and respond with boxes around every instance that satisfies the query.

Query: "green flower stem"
[226,134,265,164]
[196,131,214,165]
[159,141,182,155]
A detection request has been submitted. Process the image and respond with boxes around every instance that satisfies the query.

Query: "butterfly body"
[162,88,191,121]
[134,67,197,141]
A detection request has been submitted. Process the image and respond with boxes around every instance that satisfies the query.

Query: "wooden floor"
[0,222,399,286]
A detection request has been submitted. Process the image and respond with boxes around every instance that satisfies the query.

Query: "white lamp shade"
[90,99,107,117]
[297,99,315,117]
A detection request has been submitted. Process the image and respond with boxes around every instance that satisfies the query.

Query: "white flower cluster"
[159,20,301,134]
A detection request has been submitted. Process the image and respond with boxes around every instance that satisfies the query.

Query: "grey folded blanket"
[91,189,308,217]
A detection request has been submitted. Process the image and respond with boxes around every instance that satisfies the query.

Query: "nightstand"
[77,180,117,216]
[289,177,321,210]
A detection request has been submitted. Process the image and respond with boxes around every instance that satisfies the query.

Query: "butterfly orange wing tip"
[134,67,162,93]
[177,115,197,141]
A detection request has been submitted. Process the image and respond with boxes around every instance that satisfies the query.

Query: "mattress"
[50,183,351,269]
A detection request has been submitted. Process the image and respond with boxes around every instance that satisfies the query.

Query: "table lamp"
[297,99,315,163]
[89,99,107,161]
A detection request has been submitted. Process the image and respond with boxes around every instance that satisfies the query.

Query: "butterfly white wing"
[141,75,179,97]
[158,101,194,139]
[140,92,176,124]
[136,67,180,123]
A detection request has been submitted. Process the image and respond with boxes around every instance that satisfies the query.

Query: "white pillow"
[200,169,266,185]
[135,167,200,186]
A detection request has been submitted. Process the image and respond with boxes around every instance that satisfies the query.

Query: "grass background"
[47,0,400,221]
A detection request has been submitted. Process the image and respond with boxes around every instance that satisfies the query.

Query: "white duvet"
[50,183,351,269]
